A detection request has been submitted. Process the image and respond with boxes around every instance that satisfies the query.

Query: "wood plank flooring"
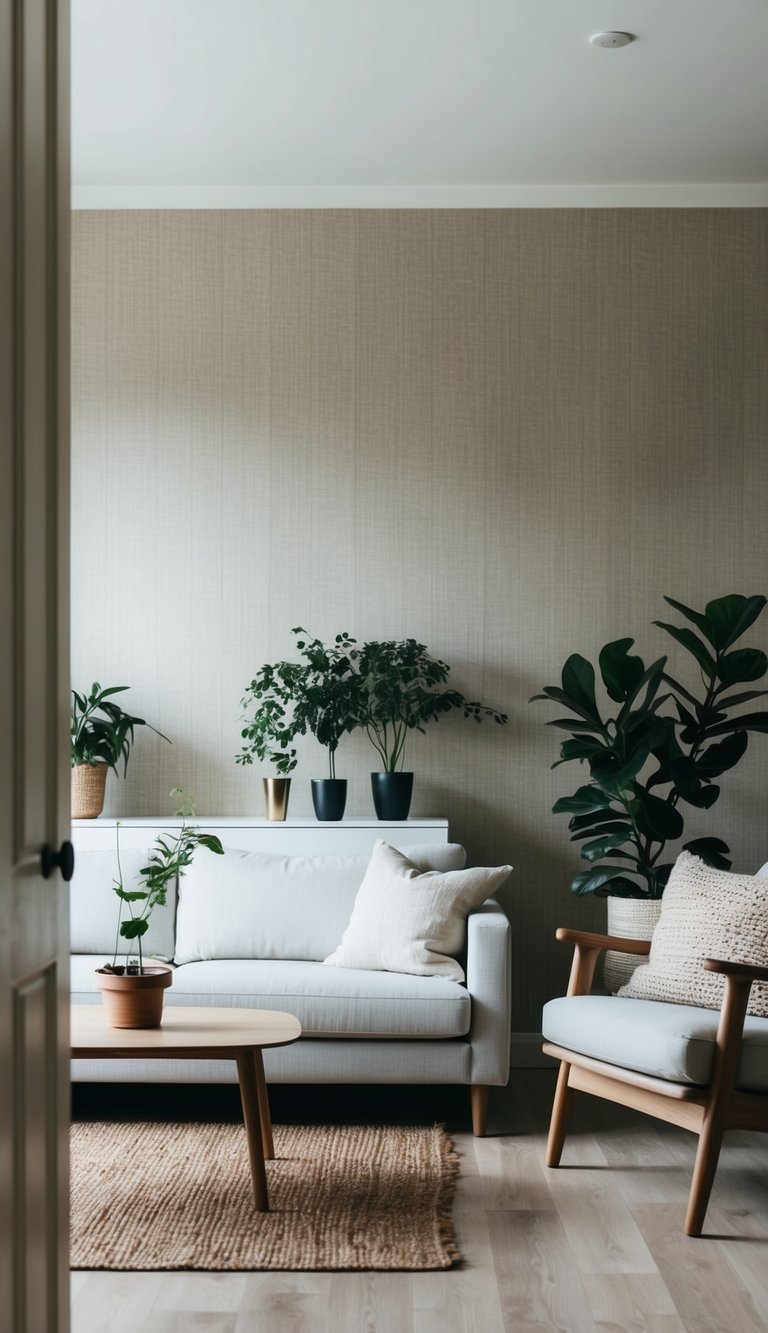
[71,1072,768,1332]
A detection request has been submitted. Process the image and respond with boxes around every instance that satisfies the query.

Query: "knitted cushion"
[618,852,768,1017]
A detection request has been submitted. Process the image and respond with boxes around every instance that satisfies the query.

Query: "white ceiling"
[72,0,768,207]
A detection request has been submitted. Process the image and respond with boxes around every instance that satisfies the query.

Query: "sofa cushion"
[618,852,768,1017]
[323,840,512,982]
[542,994,768,1091]
[173,842,467,965]
[70,955,470,1038]
[69,849,176,959]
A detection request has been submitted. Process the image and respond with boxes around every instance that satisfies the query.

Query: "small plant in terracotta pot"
[96,791,223,1028]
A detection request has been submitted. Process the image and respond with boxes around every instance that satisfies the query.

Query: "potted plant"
[236,670,298,820]
[238,629,363,821]
[356,638,508,820]
[532,593,768,986]
[96,790,224,1028]
[71,682,169,818]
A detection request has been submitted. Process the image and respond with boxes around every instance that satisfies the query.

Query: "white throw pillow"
[323,840,512,982]
[174,842,467,964]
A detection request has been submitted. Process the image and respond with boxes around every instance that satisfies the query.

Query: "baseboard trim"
[510,1033,554,1068]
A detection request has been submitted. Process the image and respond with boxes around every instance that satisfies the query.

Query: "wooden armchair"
[542,928,768,1236]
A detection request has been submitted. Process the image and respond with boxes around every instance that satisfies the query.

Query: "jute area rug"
[70,1121,460,1271]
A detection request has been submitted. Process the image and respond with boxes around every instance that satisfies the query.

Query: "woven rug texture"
[70,1121,460,1271]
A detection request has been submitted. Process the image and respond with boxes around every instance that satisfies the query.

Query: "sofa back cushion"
[173,843,467,964]
[69,848,177,960]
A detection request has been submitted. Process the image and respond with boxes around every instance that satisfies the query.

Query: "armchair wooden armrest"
[555,927,651,955]
[555,926,651,996]
[704,958,768,985]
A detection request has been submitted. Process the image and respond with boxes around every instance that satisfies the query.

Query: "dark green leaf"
[570,866,645,898]
[546,718,605,733]
[653,623,716,677]
[662,596,715,643]
[693,731,748,778]
[119,918,150,939]
[680,783,720,808]
[598,639,645,704]
[561,655,600,722]
[704,594,767,651]
[714,689,768,709]
[552,785,611,816]
[682,837,732,870]
[579,832,636,862]
[615,656,667,725]
[706,711,768,736]
[715,648,768,687]
[571,819,633,840]
[632,791,684,840]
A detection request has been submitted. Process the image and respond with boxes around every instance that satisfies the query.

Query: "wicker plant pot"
[71,763,108,819]
[95,964,173,1029]
[603,897,663,993]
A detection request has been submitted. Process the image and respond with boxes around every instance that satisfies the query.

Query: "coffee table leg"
[253,1048,275,1160]
[236,1049,269,1211]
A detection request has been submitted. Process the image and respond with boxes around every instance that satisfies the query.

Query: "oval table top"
[70,1003,302,1057]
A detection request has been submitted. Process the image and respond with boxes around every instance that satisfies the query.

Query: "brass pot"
[263,776,291,821]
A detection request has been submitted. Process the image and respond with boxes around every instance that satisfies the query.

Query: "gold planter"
[71,762,108,819]
[263,776,291,821]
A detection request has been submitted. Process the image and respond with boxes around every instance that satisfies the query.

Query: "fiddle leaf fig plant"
[533,594,768,899]
[71,682,169,774]
[357,638,508,771]
[104,790,224,975]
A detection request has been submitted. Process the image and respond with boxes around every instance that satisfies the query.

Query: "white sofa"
[69,822,512,1135]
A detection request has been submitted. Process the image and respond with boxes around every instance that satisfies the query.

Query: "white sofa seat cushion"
[542,994,768,1092]
[70,956,470,1038]
[70,849,176,959]
[174,843,467,964]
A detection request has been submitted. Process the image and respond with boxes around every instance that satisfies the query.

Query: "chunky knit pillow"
[618,852,768,1017]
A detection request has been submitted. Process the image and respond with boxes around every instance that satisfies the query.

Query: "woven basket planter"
[603,897,663,993]
[71,763,108,819]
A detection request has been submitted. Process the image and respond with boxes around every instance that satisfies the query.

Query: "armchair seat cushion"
[542,994,768,1092]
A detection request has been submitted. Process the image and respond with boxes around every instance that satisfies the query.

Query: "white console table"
[70,817,449,857]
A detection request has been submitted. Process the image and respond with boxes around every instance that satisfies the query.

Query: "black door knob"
[40,840,75,882]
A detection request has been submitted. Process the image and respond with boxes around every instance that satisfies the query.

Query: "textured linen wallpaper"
[71,209,768,1032]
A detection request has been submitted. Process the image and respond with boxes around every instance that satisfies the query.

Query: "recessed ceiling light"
[590,31,635,48]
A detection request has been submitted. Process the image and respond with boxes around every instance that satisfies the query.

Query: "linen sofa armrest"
[466,898,512,1085]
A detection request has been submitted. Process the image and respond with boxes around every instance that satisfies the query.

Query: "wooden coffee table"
[71,1004,301,1211]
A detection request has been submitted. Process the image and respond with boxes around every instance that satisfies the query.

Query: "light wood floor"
[70,1071,768,1332]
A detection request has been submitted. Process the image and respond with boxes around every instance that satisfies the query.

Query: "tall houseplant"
[71,682,169,818]
[96,790,223,1027]
[533,594,768,987]
[239,629,363,821]
[237,669,298,820]
[534,593,768,891]
[357,638,508,819]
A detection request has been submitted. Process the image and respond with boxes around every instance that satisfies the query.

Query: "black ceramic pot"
[311,778,347,821]
[371,771,414,821]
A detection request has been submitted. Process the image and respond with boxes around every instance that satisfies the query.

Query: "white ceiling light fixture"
[590,31,635,48]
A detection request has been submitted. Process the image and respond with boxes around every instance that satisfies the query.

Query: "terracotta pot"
[71,762,108,818]
[95,964,173,1028]
[603,897,662,993]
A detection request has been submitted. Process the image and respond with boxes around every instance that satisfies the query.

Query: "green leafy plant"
[71,682,169,773]
[356,638,508,771]
[532,594,768,899]
[238,629,363,779]
[104,790,224,974]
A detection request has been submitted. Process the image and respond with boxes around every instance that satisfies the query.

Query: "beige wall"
[71,209,768,1030]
